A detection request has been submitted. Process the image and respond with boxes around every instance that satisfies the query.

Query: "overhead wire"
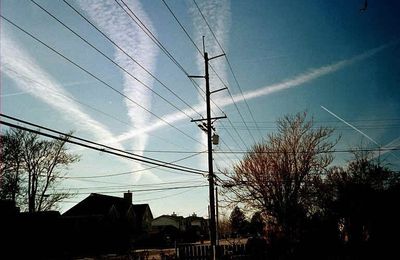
[61,185,205,203]
[50,184,209,195]
[64,150,207,179]
[0,15,204,147]
[212,147,400,154]
[56,179,206,191]
[132,185,205,203]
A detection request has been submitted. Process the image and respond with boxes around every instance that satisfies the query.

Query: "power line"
[221,141,243,162]
[131,185,205,203]
[52,146,399,155]
[50,184,209,195]
[125,149,203,154]
[0,114,207,175]
[212,147,400,154]
[0,15,204,147]
[218,125,400,131]
[60,0,203,119]
[63,150,206,179]
[56,180,206,191]
[217,124,246,152]
[231,118,400,124]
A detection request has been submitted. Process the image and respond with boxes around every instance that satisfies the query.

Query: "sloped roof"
[63,193,151,220]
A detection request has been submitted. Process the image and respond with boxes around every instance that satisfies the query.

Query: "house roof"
[63,193,152,220]
[153,214,184,222]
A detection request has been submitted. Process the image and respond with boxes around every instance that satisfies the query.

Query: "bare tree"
[0,129,24,202]
[222,112,337,240]
[0,128,79,212]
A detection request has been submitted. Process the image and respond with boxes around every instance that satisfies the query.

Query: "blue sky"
[1,0,400,218]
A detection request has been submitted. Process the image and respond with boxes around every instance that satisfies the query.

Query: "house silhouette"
[62,192,153,255]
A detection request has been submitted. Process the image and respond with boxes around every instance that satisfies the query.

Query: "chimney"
[124,191,132,205]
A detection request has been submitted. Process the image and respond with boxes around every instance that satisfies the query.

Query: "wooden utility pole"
[190,40,226,259]
[216,186,220,246]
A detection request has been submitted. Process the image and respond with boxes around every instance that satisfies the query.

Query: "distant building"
[151,212,209,244]
[185,213,209,233]
[152,213,186,231]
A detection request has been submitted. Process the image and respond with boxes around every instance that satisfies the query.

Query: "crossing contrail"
[321,106,380,147]
[1,30,123,151]
[78,0,160,182]
[321,106,400,162]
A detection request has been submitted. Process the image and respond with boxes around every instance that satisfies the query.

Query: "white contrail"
[321,106,400,162]
[0,79,98,98]
[78,0,160,182]
[110,41,394,144]
[373,137,400,162]
[373,137,400,161]
[190,0,231,165]
[0,90,31,97]
[220,42,395,104]
[1,31,123,151]
[321,106,380,147]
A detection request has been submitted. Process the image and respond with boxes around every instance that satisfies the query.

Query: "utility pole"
[216,186,220,246]
[190,38,226,260]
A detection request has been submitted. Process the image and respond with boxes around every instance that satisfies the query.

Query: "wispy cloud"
[111,42,394,144]
[77,0,160,182]
[1,31,123,150]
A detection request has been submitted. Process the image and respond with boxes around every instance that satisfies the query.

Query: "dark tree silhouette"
[0,128,79,212]
[249,211,265,236]
[324,150,399,256]
[229,206,247,236]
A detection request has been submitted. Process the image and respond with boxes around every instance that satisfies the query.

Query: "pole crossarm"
[191,115,227,122]
[210,87,228,94]
[209,53,226,61]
